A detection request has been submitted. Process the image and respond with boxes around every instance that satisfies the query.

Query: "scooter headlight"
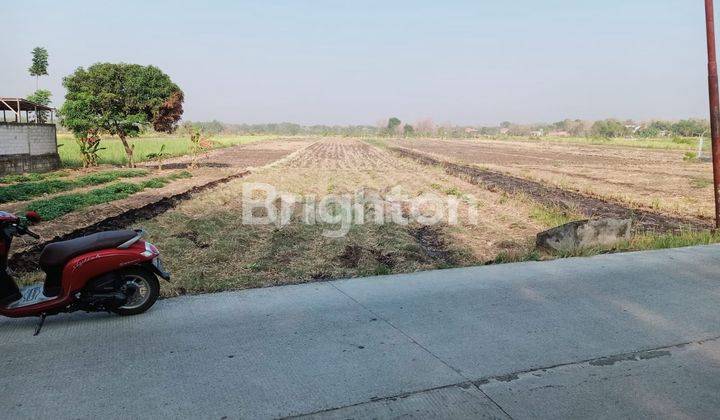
[141,241,159,257]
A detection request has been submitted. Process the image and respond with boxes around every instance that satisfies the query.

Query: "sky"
[1,0,716,125]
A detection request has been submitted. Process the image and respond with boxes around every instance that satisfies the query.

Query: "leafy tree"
[649,120,673,132]
[60,63,184,167]
[637,126,660,138]
[188,120,224,135]
[387,117,401,134]
[672,119,708,137]
[28,47,49,90]
[26,89,52,123]
[403,124,414,137]
[591,119,627,138]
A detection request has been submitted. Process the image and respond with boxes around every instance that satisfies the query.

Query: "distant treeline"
[184,118,711,139]
[185,121,378,137]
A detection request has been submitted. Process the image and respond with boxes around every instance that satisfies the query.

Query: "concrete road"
[2,245,720,419]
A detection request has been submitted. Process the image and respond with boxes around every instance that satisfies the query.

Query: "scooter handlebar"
[16,225,40,239]
[24,229,40,240]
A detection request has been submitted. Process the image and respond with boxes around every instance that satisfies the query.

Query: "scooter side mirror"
[25,211,42,225]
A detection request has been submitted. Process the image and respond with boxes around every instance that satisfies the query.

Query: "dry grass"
[141,138,549,296]
[389,137,715,221]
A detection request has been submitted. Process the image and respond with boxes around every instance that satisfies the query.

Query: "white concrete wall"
[0,124,57,156]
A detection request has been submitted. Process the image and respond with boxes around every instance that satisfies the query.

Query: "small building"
[0,97,60,175]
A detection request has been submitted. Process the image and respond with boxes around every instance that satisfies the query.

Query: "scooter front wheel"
[112,268,160,316]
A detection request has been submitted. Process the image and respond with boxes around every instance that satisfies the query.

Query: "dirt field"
[12,136,720,295]
[389,138,715,223]
[10,138,315,272]
[140,138,555,295]
[139,138,309,170]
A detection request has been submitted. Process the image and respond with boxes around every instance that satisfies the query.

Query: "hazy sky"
[1,0,715,125]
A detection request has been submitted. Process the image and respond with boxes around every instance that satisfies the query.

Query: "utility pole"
[705,0,720,228]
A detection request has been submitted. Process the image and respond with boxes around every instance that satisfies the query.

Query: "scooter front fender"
[144,258,171,281]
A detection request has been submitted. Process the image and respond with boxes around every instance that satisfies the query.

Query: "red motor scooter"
[0,211,170,335]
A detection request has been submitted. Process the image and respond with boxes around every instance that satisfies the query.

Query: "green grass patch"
[369,134,707,152]
[491,249,542,265]
[0,169,149,203]
[501,135,707,151]
[26,171,191,220]
[0,171,70,184]
[529,204,581,228]
[690,177,713,189]
[491,229,720,265]
[58,133,275,167]
[622,230,720,251]
[551,230,720,258]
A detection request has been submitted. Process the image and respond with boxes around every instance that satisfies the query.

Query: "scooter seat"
[39,230,139,271]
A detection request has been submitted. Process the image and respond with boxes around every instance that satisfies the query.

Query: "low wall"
[0,123,60,174]
[0,153,60,174]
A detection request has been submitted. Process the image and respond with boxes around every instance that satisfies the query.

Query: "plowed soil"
[391,138,715,223]
[137,138,553,295]
[392,146,709,233]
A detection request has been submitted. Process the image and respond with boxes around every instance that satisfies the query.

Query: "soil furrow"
[390,146,710,233]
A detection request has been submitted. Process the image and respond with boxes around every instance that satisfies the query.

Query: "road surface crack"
[327,282,515,419]
[472,334,720,387]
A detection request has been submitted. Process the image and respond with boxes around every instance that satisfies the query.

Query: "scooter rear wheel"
[111,268,160,316]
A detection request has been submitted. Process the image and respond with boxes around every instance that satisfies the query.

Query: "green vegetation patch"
[529,204,581,228]
[690,177,713,189]
[491,229,720,264]
[26,171,191,221]
[58,134,274,167]
[0,171,70,184]
[0,169,149,203]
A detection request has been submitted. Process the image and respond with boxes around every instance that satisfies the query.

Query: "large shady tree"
[60,63,184,167]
